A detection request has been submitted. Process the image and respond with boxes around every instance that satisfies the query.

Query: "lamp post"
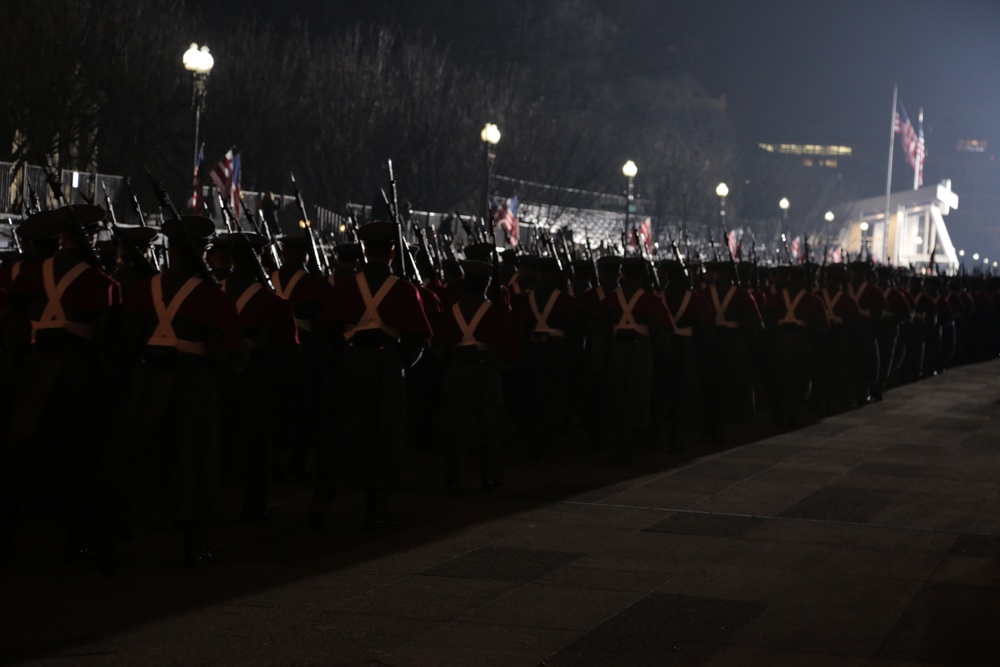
[183,43,214,211]
[622,160,637,246]
[715,182,729,258]
[778,197,790,241]
[481,123,501,227]
[715,181,729,226]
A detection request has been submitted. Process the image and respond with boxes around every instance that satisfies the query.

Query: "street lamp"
[824,211,835,223]
[183,43,214,210]
[622,160,637,245]
[715,183,729,250]
[778,197,790,240]
[860,221,870,232]
[481,123,501,227]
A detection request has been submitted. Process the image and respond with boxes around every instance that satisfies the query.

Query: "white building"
[837,180,960,273]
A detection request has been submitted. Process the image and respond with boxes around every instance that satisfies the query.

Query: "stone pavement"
[3,360,1000,666]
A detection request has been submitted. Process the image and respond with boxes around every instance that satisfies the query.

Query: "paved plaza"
[4,360,1000,666]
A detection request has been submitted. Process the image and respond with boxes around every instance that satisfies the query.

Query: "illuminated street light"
[481,123,500,228]
[622,161,637,245]
[183,43,214,211]
[824,211,835,223]
[860,221,870,232]
[959,249,965,257]
[973,253,980,260]
[778,197,789,239]
[715,183,729,256]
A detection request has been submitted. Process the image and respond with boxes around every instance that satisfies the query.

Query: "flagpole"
[883,84,898,264]
[913,108,923,191]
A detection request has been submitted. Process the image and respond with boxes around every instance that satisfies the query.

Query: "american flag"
[894,104,920,173]
[726,228,738,260]
[628,217,654,253]
[829,246,843,264]
[638,217,653,253]
[231,153,242,218]
[210,148,234,204]
[914,110,925,188]
[494,195,519,247]
[790,236,801,263]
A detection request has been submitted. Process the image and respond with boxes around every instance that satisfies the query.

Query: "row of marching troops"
[1,202,999,575]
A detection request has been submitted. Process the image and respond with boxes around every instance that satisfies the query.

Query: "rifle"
[541,231,563,274]
[719,218,740,288]
[636,227,661,290]
[670,240,694,290]
[148,173,216,284]
[6,218,22,255]
[103,181,158,276]
[458,214,476,242]
[217,192,237,234]
[383,159,407,278]
[780,233,793,265]
[345,214,368,268]
[237,193,281,272]
[218,193,274,290]
[256,207,282,270]
[27,185,41,215]
[289,172,329,275]
[417,226,440,282]
[124,177,162,270]
[42,156,102,268]
[585,236,599,291]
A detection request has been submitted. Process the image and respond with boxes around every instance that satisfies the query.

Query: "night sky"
[620,0,1000,157]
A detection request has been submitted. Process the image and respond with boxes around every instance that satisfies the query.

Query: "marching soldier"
[762,265,829,424]
[271,234,332,479]
[108,225,160,298]
[658,259,715,450]
[814,263,865,411]
[593,256,674,462]
[431,260,519,494]
[311,221,432,529]
[2,205,121,564]
[699,261,763,442]
[109,214,243,566]
[214,232,299,522]
[847,261,888,404]
[511,256,583,458]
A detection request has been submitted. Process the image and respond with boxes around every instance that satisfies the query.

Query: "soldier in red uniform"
[511,256,583,458]
[847,261,889,404]
[312,221,432,529]
[271,234,332,480]
[109,214,243,567]
[873,267,914,393]
[432,260,519,494]
[813,263,865,411]
[214,232,298,521]
[0,217,61,476]
[699,261,763,442]
[762,265,829,424]
[2,205,121,564]
[593,256,674,462]
[658,259,716,450]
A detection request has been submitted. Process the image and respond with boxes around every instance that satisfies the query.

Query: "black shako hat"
[162,215,216,244]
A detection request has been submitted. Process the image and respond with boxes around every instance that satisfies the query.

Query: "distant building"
[837,180,959,273]
[756,143,854,170]
[924,138,1000,257]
